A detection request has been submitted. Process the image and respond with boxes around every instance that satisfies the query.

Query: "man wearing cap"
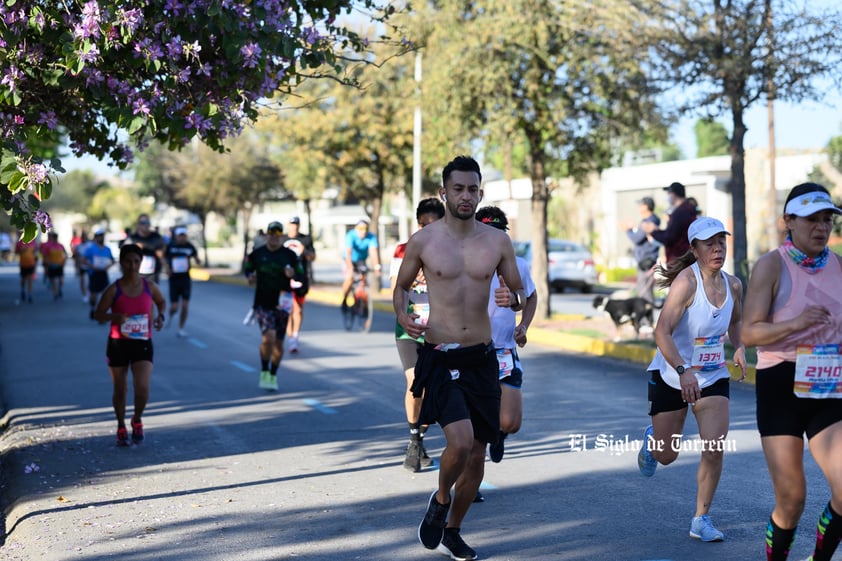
[124,214,166,284]
[279,216,316,354]
[165,227,201,337]
[341,217,381,309]
[243,221,302,391]
[642,182,698,265]
[82,228,115,319]
[625,196,662,305]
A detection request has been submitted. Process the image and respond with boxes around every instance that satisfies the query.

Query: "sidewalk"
[199,268,756,384]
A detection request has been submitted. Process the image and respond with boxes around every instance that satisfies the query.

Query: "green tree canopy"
[694,119,730,158]
[413,0,667,320]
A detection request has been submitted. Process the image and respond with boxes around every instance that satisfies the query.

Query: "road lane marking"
[230,360,256,372]
[188,338,207,349]
[479,480,497,490]
[303,398,337,415]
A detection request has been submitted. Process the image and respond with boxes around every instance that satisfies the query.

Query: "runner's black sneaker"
[418,491,450,549]
[404,440,422,472]
[438,527,477,560]
[473,491,484,503]
[489,431,506,463]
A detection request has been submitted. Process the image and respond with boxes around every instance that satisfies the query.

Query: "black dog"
[592,294,655,341]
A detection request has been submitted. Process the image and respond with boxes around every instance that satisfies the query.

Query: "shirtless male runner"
[393,155,525,561]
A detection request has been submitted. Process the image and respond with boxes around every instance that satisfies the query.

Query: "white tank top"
[648,262,734,390]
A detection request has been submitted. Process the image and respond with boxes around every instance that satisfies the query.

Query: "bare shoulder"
[475,222,511,246]
[749,250,782,281]
[725,272,744,298]
[670,266,697,302]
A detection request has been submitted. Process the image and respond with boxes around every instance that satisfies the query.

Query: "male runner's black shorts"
[89,270,109,293]
[412,342,500,444]
[169,275,192,302]
[20,266,35,278]
[647,369,729,416]
[254,306,290,336]
[46,265,63,278]
[756,361,842,439]
[106,338,154,367]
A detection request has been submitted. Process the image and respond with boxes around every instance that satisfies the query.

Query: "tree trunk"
[730,108,749,289]
[199,212,209,267]
[370,194,383,293]
[241,206,253,274]
[303,198,315,283]
[529,150,550,322]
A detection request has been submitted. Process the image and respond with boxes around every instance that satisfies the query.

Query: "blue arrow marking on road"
[303,398,337,415]
[188,338,207,349]
[230,360,256,372]
[479,480,497,490]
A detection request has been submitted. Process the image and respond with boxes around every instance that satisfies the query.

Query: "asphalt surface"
[0,265,838,560]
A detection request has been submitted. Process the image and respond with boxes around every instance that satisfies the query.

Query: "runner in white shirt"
[475,206,537,464]
[637,216,746,543]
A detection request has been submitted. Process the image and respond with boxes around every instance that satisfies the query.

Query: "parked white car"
[513,239,598,293]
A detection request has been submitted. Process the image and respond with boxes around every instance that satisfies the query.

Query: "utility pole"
[412,51,423,223]
[765,1,778,251]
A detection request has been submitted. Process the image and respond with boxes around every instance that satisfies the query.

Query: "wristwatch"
[510,291,521,309]
[676,364,689,375]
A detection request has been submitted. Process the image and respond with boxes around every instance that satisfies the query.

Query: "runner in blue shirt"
[82,228,115,320]
[340,218,381,308]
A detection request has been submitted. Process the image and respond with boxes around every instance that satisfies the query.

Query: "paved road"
[0,266,836,560]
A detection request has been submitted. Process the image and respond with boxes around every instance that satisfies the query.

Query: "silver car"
[513,239,598,293]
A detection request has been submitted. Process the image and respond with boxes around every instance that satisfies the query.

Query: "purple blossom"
[74,3,102,40]
[164,0,185,16]
[115,8,143,33]
[85,69,106,88]
[166,36,183,60]
[302,27,321,45]
[132,98,151,116]
[27,163,49,184]
[32,12,46,31]
[38,111,59,130]
[176,67,192,83]
[185,113,211,133]
[14,115,24,125]
[1,65,23,92]
[78,44,100,64]
[240,42,262,68]
[34,210,53,231]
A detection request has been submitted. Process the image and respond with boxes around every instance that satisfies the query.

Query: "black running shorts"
[756,361,842,439]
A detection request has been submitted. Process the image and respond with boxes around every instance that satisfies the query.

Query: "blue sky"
[673,93,842,158]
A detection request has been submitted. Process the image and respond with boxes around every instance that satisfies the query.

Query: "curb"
[200,270,756,385]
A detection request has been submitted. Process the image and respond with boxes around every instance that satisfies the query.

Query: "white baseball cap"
[688,217,730,243]
[784,191,842,217]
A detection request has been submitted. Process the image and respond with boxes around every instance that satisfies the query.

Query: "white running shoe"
[288,335,299,353]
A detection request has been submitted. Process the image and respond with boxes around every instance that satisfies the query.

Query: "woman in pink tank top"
[94,244,166,447]
[743,183,842,561]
